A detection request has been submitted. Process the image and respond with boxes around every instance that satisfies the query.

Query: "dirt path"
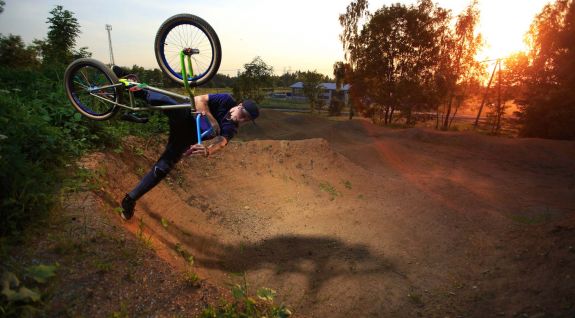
[100,110,575,317]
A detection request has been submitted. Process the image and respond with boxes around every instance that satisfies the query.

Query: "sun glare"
[475,0,550,60]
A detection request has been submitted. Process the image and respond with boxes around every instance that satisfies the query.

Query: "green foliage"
[329,61,350,116]
[161,217,169,228]
[0,63,166,240]
[298,70,327,113]
[184,270,200,287]
[516,0,575,139]
[0,263,58,317]
[319,181,340,200]
[201,275,291,318]
[43,5,82,65]
[108,302,129,318]
[339,0,482,127]
[0,34,40,68]
[25,264,58,284]
[342,180,352,189]
[0,67,88,238]
[234,56,274,103]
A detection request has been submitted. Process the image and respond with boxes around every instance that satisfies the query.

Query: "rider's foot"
[121,194,136,220]
[120,112,149,124]
[112,65,128,78]
[112,65,140,82]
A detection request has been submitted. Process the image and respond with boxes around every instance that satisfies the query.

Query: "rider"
[112,66,260,220]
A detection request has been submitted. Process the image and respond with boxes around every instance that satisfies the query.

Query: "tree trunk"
[443,95,453,130]
[435,104,440,129]
[348,102,354,120]
[449,96,463,128]
[494,62,502,134]
[384,106,390,125]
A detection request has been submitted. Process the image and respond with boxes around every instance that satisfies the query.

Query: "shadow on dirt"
[146,210,406,302]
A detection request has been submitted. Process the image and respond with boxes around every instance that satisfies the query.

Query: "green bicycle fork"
[180,51,196,110]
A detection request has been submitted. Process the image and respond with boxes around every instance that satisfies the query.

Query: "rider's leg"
[146,91,179,106]
[122,106,197,219]
[122,90,178,123]
[127,140,187,200]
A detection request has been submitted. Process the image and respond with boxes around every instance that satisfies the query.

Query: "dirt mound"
[92,110,575,317]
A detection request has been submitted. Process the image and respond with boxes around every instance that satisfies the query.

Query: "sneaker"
[112,65,140,82]
[120,112,149,124]
[111,65,128,78]
[121,194,136,220]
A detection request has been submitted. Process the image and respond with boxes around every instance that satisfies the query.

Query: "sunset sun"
[476,0,550,59]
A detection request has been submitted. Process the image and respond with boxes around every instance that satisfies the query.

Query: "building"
[289,82,351,105]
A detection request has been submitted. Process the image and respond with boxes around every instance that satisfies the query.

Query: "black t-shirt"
[207,94,238,141]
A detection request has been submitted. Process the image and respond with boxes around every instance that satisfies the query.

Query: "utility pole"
[105,24,115,66]
[474,59,499,128]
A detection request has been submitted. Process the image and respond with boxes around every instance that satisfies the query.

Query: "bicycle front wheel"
[64,58,121,120]
[154,14,222,86]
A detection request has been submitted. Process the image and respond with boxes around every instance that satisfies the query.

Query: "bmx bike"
[64,14,221,143]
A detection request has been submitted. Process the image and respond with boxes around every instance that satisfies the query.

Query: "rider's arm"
[204,135,228,156]
[194,95,220,135]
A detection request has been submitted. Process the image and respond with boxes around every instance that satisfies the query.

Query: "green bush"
[201,277,291,318]
[0,66,167,241]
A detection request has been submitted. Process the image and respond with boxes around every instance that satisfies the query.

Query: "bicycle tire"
[154,14,222,86]
[64,58,121,120]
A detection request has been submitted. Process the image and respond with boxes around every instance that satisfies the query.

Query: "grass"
[319,181,340,200]
[136,218,153,248]
[108,302,129,318]
[201,274,292,318]
[259,97,310,110]
[509,213,551,225]
[152,85,312,111]
[407,292,424,306]
[342,180,352,190]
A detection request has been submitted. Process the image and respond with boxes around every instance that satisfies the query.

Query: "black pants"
[127,91,197,200]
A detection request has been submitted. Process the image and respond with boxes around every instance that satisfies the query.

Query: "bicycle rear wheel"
[154,14,222,86]
[64,58,121,120]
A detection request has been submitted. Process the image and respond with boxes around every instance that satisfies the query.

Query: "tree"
[43,5,84,65]
[440,0,483,130]
[340,0,452,125]
[0,0,5,14]
[275,71,297,87]
[298,71,327,113]
[516,0,575,139]
[330,61,349,117]
[233,56,273,103]
[0,34,40,68]
[339,0,369,68]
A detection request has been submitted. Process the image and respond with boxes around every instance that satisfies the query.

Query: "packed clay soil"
[61,109,575,317]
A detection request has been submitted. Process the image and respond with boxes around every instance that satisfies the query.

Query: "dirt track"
[101,110,575,317]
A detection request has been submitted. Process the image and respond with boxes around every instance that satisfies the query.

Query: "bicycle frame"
[90,51,198,112]
[86,50,214,143]
[89,81,194,111]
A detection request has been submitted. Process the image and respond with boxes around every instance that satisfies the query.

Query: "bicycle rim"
[68,65,118,116]
[159,21,216,82]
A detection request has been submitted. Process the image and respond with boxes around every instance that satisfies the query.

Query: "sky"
[0,0,551,76]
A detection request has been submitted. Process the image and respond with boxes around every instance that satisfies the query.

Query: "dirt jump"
[96,109,575,317]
